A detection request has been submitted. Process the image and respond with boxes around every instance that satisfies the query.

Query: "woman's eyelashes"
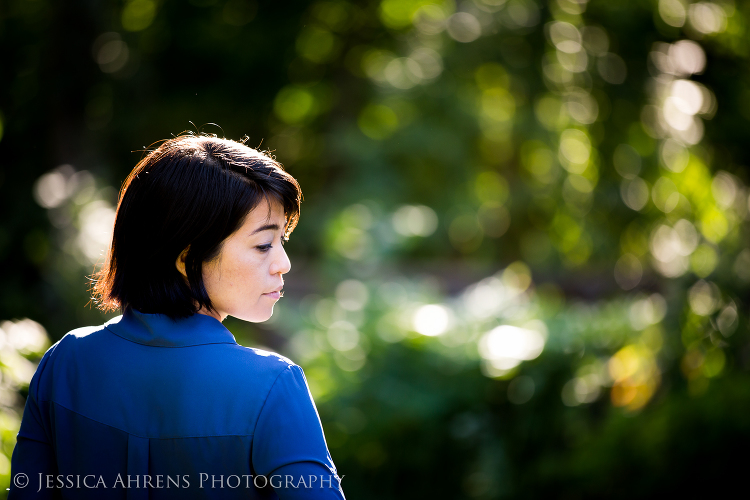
[255,235,287,253]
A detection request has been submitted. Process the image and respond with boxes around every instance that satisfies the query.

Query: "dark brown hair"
[92,134,301,319]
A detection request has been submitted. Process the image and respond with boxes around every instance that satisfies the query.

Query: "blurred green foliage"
[1,0,750,497]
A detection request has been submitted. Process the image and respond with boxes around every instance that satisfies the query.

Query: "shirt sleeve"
[252,364,345,500]
[9,347,59,499]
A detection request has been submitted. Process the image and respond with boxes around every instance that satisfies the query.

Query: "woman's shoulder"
[45,315,125,355]
[25,320,116,398]
[238,345,294,362]
[225,343,301,378]
[39,319,115,359]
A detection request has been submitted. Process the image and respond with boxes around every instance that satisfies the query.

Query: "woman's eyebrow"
[251,223,280,235]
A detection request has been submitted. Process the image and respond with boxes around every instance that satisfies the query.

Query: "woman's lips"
[263,291,282,300]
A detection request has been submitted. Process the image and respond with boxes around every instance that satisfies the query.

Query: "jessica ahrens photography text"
[12,473,345,492]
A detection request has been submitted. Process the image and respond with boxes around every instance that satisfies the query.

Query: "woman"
[9,135,345,499]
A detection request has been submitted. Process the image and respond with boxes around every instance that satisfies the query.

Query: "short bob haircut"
[92,134,302,319]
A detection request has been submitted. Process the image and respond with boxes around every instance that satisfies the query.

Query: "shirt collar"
[105,308,238,347]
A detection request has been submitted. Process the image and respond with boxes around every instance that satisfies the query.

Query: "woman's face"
[198,199,291,322]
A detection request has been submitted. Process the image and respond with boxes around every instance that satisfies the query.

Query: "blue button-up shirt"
[9,308,346,499]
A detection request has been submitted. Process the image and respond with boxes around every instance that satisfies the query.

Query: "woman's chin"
[233,307,274,324]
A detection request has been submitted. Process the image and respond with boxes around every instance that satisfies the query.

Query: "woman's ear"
[175,246,190,278]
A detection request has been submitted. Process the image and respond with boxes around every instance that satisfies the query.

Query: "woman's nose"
[270,245,291,275]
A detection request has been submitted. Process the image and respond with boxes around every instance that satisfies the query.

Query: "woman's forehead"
[245,198,286,227]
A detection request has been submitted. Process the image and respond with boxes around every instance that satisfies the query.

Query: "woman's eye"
[256,235,287,252]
